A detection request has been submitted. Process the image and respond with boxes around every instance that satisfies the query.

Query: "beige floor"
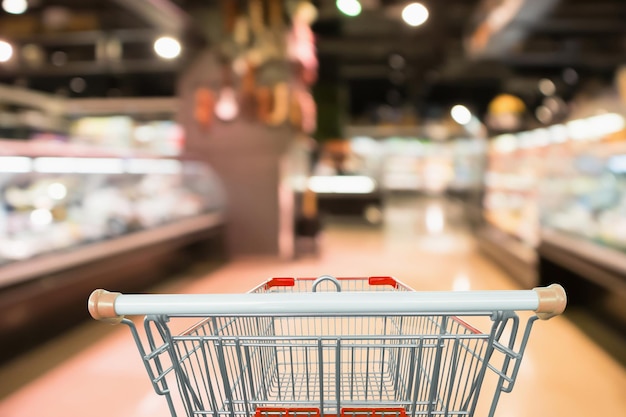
[0,197,624,416]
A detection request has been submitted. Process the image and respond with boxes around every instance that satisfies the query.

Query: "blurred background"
[0,0,625,416]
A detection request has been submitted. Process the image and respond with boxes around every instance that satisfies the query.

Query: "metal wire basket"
[89,275,566,417]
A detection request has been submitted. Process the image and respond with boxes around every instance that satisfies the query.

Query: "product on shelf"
[484,111,626,251]
[69,116,134,149]
[0,158,224,266]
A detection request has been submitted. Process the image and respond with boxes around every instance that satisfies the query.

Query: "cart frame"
[89,276,566,417]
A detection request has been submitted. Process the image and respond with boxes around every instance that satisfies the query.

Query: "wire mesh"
[124,277,534,417]
[161,314,494,417]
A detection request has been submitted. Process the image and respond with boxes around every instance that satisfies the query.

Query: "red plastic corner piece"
[341,408,407,417]
[255,408,321,417]
[368,276,398,288]
[265,277,296,289]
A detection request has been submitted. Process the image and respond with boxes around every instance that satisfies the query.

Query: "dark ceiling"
[0,0,624,121]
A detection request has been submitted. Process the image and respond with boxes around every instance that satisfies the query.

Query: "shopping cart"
[88,275,566,417]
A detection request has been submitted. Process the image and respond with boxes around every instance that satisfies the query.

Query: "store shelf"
[0,211,223,289]
[64,97,179,116]
[476,224,538,288]
[345,125,423,138]
[0,139,170,158]
[539,228,626,295]
[0,84,178,117]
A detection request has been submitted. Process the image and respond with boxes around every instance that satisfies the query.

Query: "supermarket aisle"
[0,196,625,417]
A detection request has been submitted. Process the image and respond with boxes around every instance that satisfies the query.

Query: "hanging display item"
[192,0,317,130]
[199,72,290,128]
[289,87,303,130]
[256,85,273,124]
[239,60,259,121]
[194,87,215,129]
[287,1,318,85]
[295,87,316,134]
[246,0,283,68]
[214,63,240,122]
[266,82,290,126]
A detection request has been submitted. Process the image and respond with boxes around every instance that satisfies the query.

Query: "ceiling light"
[535,105,553,124]
[538,78,555,96]
[154,36,181,59]
[451,105,472,125]
[2,0,28,15]
[402,3,429,27]
[51,50,67,66]
[562,68,578,85]
[0,40,13,63]
[388,54,405,70]
[21,43,44,67]
[70,77,86,93]
[42,6,71,30]
[389,70,406,85]
[336,0,361,17]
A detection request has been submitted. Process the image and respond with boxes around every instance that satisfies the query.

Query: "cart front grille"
[163,314,490,417]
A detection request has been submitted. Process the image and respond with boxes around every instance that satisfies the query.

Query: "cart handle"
[88,284,566,323]
[534,284,567,320]
[312,275,342,292]
[88,289,124,324]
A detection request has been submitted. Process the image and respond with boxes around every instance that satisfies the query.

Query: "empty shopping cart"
[88,275,566,417]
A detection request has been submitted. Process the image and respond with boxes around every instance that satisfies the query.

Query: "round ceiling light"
[562,68,578,85]
[451,104,472,125]
[70,77,87,93]
[538,78,556,96]
[154,36,181,59]
[336,0,361,17]
[402,3,429,27]
[2,0,27,15]
[0,40,13,63]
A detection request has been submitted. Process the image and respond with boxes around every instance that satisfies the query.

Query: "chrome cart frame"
[89,276,566,417]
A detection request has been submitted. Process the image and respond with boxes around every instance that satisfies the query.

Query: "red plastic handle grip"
[368,276,398,288]
[265,277,296,289]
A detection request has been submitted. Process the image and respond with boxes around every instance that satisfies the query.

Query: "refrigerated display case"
[478,131,542,287]
[68,116,184,156]
[537,115,626,296]
[310,138,383,224]
[0,88,226,362]
[479,111,626,292]
[379,137,485,194]
[539,120,626,250]
[0,139,227,363]
[0,140,225,286]
[449,138,487,191]
[379,137,457,193]
[380,137,426,192]
[483,132,543,247]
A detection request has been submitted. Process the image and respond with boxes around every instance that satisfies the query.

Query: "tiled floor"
[0,196,624,416]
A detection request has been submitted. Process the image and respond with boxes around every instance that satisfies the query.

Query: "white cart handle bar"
[89,284,566,323]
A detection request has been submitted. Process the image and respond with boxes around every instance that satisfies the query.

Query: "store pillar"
[178,50,298,258]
